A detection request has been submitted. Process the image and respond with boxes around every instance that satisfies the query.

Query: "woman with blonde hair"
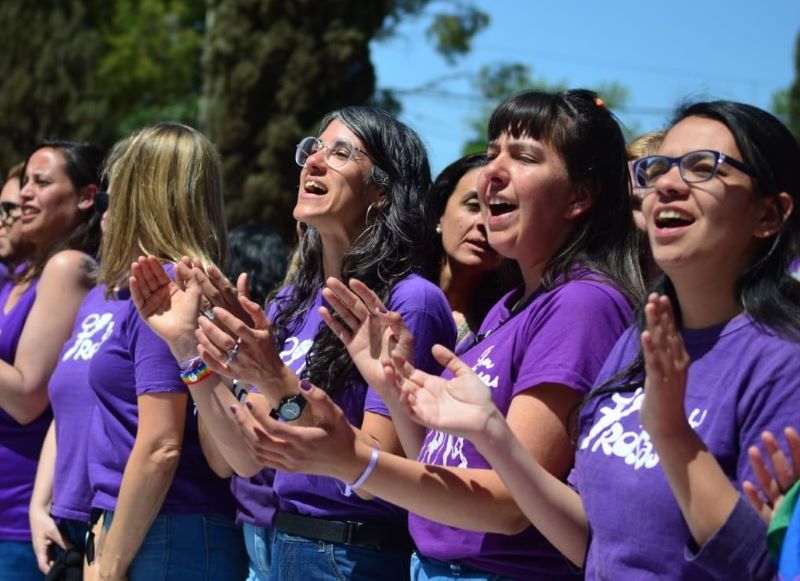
[84,123,245,580]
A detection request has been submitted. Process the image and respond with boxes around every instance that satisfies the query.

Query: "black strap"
[274,511,413,554]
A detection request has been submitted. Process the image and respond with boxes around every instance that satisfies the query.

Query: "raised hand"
[195,290,293,399]
[639,293,692,439]
[182,256,255,327]
[395,344,498,439]
[743,427,800,524]
[320,277,415,398]
[129,256,201,360]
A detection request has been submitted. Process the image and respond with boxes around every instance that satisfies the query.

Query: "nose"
[304,144,327,173]
[479,156,509,194]
[18,179,34,201]
[653,162,688,200]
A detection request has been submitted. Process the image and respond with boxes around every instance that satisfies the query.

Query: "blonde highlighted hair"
[99,123,227,291]
[626,130,665,160]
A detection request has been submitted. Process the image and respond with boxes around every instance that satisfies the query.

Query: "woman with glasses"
[0,142,103,579]
[0,163,34,286]
[391,101,800,579]
[218,89,644,580]
[130,106,454,580]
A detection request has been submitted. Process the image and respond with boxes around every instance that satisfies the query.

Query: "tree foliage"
[461,63,629,155]
[788,31,800,140]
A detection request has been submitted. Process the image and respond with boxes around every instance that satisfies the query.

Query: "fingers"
[320,306,352,343]
[785,427,800,477]
[348,278,388,315]
[431,344,468,377]
[237,272,251,302]
[748,443,781,502]
[762,431,796,493]
[742,480,771,524]
[207,264,239,306]
[322,284,369,331]
[239,293,270,331]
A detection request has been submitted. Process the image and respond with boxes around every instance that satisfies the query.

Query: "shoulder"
[530,277,633,325]
[40,250,96,290]
[389,274,449,311]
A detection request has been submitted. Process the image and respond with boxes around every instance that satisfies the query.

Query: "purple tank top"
[0,278,54,541]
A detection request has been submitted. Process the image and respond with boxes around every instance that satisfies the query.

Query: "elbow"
[6,391,50,425]
[501,512,533,535]
[233,463,261,479]
[146,442,182,473]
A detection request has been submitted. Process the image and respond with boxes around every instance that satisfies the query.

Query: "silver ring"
[224,341,240,365]
[202,308,215,320]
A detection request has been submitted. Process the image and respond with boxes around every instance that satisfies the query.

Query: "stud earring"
[435,223,442,234]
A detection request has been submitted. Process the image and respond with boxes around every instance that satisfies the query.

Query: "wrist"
[473,406,512,454]
[169,338,199,363]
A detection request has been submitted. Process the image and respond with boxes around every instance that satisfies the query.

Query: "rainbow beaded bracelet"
[180,360,213,386]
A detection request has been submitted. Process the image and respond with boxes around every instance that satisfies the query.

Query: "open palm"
[400,344,497,438]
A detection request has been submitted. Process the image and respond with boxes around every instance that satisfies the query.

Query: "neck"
[518,259,547,303]
[320,233,351,280]
[669,268,743,329]
[439,260,486,316]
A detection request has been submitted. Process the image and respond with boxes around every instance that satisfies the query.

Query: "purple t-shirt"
[48,286,114,521]
[87,287,234,516]
[410,276,632,580]
[575,315,800,580]
[234,274,455,525]
[0,278,52,541]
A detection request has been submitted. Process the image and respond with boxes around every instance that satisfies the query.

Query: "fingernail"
[245,401,254,411]
[377,306,388,314]
[229,406,238,415]
[299,379,312,391]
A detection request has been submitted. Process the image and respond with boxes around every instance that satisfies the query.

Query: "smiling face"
[440,168,501,273]
[292,119,381,244]
[642,116,772,279]
[19,147,87,250]
[478,131,589,270]
[0,177,24,259]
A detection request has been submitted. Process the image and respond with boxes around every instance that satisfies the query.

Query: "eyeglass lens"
[637,150,719,187]
[295,137,356,169]
[0,202,21,222]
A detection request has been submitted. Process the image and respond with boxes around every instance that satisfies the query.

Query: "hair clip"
[594,97,606,109]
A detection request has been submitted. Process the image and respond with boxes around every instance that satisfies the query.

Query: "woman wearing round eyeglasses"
[391,100,800,579]
[0,163,34,286]
[130,106,454,580]
[0,142,103,578]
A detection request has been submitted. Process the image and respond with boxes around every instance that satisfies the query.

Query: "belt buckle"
[343,520,363,545]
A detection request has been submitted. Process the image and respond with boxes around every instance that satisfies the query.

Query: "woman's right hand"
[395,343,500,439]
[129,256,201,360]
[29,505,68,574]
[743,427,800,524]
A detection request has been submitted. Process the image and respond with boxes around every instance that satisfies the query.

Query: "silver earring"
[435,223,442,234]
[366,202,378,226]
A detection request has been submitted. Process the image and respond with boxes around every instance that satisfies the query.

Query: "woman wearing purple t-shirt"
[395,102,800,579]
[83,124,246,580]
[219,90,645,580]
[0,142,103,579]
[131,107,455,580]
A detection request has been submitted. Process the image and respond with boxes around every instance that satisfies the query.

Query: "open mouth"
[654,209,694,229]
[304,180,327,195]
[488,199,517,216]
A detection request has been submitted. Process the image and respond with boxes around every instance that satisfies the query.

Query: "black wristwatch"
[270,393,307,421]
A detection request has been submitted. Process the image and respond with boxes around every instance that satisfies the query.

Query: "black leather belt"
[274,511,414,554]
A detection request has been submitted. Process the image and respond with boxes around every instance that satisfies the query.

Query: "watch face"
[281,400,302,421]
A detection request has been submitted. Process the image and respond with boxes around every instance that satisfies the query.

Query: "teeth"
[304,180,326,194]
[22,207,37,216]
[656,209,691,221]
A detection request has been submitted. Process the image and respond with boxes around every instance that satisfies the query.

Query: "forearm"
[346,441,529,534]
[652,427,739,548]
[472,413,589,566]
[381,398,426,458]
[0,360,49,424]
[30,421,57,515]
[189,376,262,477]
[98,442,180,577]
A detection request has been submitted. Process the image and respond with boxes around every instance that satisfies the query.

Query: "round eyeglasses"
[631,149,757,189]
[295,136,373,170]
[0,201,22,225]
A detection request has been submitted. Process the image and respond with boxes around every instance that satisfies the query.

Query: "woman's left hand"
[181,257,254,329]
[639,293,692,440]
[229,384,366,484]
[743,427,800,524]
[195,291,292,399]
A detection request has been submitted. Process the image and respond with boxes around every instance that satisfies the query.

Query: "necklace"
[469,287,541,348]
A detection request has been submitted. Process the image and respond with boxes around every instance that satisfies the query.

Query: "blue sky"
[371,0,799,174]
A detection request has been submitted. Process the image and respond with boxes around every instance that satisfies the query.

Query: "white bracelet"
[344,447,379,497]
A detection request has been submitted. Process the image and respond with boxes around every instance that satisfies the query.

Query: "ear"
[754,192,793,239]
[77,184,98,211]
[564,183,594,221]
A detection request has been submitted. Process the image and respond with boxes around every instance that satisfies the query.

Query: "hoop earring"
[366,202,380,226]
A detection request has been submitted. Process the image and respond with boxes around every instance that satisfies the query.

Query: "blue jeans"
[103,511,247,580]
[268,530,408,580]
[410,553,516,581]
[243,522,273,581]
[0,541,41,580]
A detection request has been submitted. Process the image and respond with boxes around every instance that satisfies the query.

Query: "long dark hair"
[590,100,800,401]
[487,89,644,303]
[269,106,436,394]
[20,141,104,282]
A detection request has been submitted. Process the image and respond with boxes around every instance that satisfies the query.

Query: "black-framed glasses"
[295,136,373,170]
[0,201,21,224]
[631,149,757,189]
[94,191,109,216]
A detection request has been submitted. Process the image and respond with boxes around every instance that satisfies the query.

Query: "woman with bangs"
[130,106,455,580]
[218,89,644,580]
[82,123,245,580]
[389,101,800,579]
[0,141,103,579]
